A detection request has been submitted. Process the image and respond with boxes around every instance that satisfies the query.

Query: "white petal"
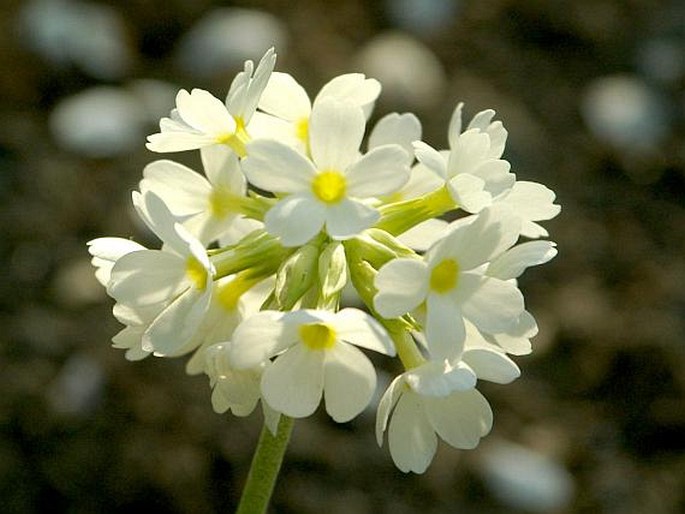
[201,145,244,190]
[462,348,520,384]
[87,237,146,286]
[425,293,465,360]
[176,89,235,134]
[397,218,447,252]
[471,159,514,197]
[447,102,464,149]
[502,181,561,222]
[325,198,379,240]
[388,392,437,474]
[229,310,292,368]
[143,286,211,355]
[489,310,537,355]
[323,343,376,422]
[315,73,381,118]
[141,160,210,216]
[258,72,311,121]
[466,109,495,132]
[309,98,365,171]
[448,130,491,175]
[145,130,214,153]
[108,250,186,306]
[346,145,411,197]
[376,375,405,445]
[434,205,521,271]
[261,344,325,418]
[425,389,493,449]
[487,241,558,280]
[448,173,490,213]
[368,112,422,156]
[405,360,477,397]
[461,275,524,334]
[330,308,395,355]
[132,191,191,257]
[242,139,316,193]
[264,194,326,246]
[374,259,429,318]
[413,141,447,180]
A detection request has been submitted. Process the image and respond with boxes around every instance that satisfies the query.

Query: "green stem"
[236,416,294,514]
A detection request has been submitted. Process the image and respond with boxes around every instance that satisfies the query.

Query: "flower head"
[242,98,411,246]
[229,308,395,422]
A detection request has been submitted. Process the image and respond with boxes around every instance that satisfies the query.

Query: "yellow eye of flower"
[209,187,235,219]
[295,117,309,143]
[299,322,337,350]
[429,258,459,293]
[186,256,208,290]
[312,170,346,204]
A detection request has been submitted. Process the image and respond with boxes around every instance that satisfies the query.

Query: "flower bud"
[274,238,321,310]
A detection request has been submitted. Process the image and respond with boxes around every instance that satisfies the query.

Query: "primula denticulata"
[88,47,560,504]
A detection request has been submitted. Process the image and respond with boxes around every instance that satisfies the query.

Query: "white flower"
[87,237,145,286]
[229,308,395,422]
[376,369,492,474]
[183,274,272,375]
[146,48,276,155]
[255,72,381,151]
[242,98,411,246]
[413,103,515,213]
[497,181,561,238]
[140,146,261,245]
[107,191,215,356]
[374,206,524,360]
[376,338,519,474]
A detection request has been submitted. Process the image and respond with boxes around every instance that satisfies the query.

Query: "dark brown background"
[1,0,683,512]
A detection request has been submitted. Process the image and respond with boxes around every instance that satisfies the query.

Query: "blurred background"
[1,0,684,512]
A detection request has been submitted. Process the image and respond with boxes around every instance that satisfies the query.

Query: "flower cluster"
[88,48,560,473]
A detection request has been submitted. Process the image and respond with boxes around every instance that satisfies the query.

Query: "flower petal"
[388,392,437,474]
[323,343,376,422]
[264,194,326,246]
[258,72,311,121]
[229,310,293,368]
[143,286,212,355]
[368,112,422,157]
[108,250,186,306]
[309,98,365,171]
[261,344,325,418]
[433,205,521,271]
[176,88,235,134]
[346,144,410,197]
[462,347,520,384]
[330,308,395,355]
[487,241,558,280]
[324,198,379,240]
[315,73,381,118]
[243,139,316,193]
[425,388,493,449]
[461,275,524,334]
[425,293,466,360]
[141,160,210,215]
[413,141,447,180]
[374,258,429,318]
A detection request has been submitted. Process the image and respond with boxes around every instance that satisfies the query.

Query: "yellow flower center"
[215,116,249,157]
[312,170,346,204]
[186,256,208,290]
[295,117,309,144]
[215,273,259,311]
[429,258,459,293]
[299,322,337,351]
[209,187,237,219]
